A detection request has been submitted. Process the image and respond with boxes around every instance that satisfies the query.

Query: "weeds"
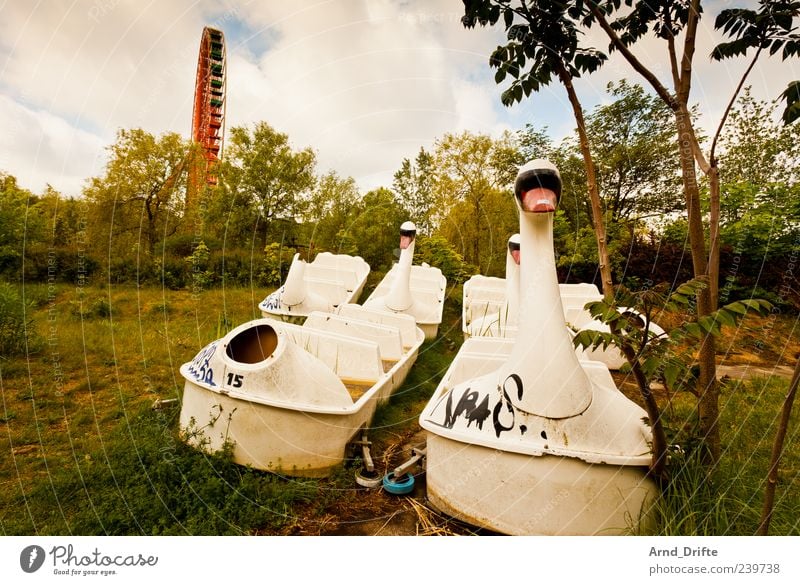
[0,282,38,355]
[1,406,320,535]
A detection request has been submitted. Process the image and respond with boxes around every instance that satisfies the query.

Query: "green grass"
[644,375,800,535]
[1,281,798,535]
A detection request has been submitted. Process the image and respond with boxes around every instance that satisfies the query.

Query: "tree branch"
[676,0,702,104]
[664,7,681,90]
[588,3,677,110]
[710,48,763,163]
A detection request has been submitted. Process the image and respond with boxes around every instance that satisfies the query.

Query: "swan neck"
[281,256,306,306]
[385,242,414,311]
[499,212,592,418]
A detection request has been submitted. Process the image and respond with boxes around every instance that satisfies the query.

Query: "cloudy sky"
[1,0,797,197]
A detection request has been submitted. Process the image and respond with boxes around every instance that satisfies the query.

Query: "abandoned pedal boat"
[420,159,657,535]
[179,303,423,477]
[364,221,446,340]
[462,234,520,339]
[464,274,664,369]
[259,251,370,322]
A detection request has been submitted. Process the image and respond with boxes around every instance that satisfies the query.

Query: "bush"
[261,242,296,286]
[0,283,38,355]
[414,235,476,284]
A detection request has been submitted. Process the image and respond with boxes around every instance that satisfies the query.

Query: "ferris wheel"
[191,26,226,187]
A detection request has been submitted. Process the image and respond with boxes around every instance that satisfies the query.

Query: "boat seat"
[304,311,404,362]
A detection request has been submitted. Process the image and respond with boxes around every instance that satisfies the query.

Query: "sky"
[0,0,797,197]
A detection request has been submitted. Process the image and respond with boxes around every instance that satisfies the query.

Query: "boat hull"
[179,319,422,477]
[425,434,658,535]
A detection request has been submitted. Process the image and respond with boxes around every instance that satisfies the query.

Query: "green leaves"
[463,1,607,105]
[671,298,774,342]
[782,80,800,124]
[573,328,617,352]
[712,1,800,63]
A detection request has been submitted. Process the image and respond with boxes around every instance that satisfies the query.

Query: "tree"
[0,173,40,276]
[220,122,316,248]
[585,81,682,226]
[432,130,522,273]
[717,88,800,189]
[345,187,408,270]
[584,0,800,463]
[714,91,800,305]
[462,0,616,299]
[574,278,772,480]
[307,171,361,253]
[84,129,190,257]
[392,147,436,235]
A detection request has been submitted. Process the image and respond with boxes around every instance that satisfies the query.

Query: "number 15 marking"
[226,372,244,388]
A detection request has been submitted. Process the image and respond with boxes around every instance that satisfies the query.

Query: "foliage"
[431,130,522,271]
[462,0,607,106]
[0,283,38,356]
[413,234,477,284]
[261,242,297,286]
[582,80,682,224]
[306,171,361,253]
[185,240,214,292]
[84,129,190,257]
[218,122,316,247]
[717,88,800,187]
[343,188,408,271]
[0,174,41,276]
[573,278,773,471]
[782,80,800,124]
[712,0,800,126]
[392,147,436,235]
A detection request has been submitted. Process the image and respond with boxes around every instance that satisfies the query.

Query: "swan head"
[399,221,417,250]
[507,233,521,265]
[514,159,561,214]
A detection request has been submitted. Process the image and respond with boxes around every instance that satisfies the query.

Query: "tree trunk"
[559,66,615,300]
[708,163,721,309]
[757,355,800,535]
[618,339,668,480]
[675,105,720,463]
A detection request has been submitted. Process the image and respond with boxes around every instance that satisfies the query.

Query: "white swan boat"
[364,221,446,339]
[179,303,424,477]
[420,159,657,535]
[258,251,370,322]
[462,234,520,338]
[463,257,663,369]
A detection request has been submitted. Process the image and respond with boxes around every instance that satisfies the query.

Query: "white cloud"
[0,94,105,194]
[0,0,797,197]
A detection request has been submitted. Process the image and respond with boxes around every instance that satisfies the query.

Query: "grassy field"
[0,280,798,535]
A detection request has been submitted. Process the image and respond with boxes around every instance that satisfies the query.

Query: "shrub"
[413,235,476,284]
[0,283,38,355]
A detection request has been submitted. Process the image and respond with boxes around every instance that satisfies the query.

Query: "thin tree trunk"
[558,66,614,300]
[675,104,720,463]
[708,164,721,309]
[757,355,800,535]
[618,340,668,480]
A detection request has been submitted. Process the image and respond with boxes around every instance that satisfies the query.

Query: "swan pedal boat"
[259,251,370,322]
[179,303,424,477]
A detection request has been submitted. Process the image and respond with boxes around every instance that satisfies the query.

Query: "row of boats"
[177,160,659,535]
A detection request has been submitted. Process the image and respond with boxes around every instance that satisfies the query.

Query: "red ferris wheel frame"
[191,26,226,187]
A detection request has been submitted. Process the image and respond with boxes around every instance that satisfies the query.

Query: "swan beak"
[521,188,557,213]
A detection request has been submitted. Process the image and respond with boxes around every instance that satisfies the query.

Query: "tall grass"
[644,376,800,535]
[0,406,327,535]
[1,282,797,535]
